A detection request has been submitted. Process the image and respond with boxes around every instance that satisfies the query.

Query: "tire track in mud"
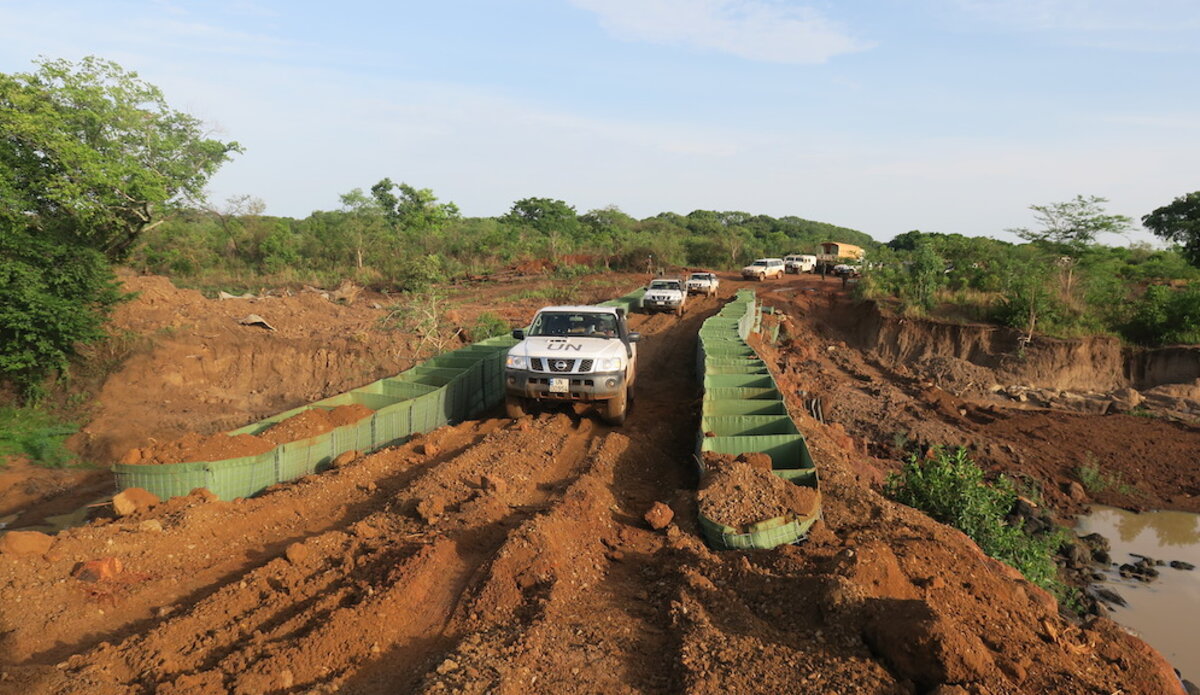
[5,292,729,695]
[0,419,507,668]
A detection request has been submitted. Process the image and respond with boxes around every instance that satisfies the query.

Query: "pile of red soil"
[259,404,374,445]
[697,453,819,532]
[125,433,275,465]
[124,404,374,465]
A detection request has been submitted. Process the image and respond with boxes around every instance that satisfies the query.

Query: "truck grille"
[528,358,594,373]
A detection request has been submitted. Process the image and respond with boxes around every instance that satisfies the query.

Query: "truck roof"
[535,305,621,315]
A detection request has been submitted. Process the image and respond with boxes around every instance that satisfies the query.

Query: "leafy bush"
[0,235,124,398]
[1120,283,1200,346]
[468,312,510,341]
[884,448,1066,593]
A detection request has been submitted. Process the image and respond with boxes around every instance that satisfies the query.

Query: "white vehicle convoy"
[504,306,640,425]
[784,254,817,274]
[686,272,719,297]
[641,278,688,316]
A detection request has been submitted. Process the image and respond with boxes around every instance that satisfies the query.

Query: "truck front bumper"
[505,369,626,402]
[642,298,682,311]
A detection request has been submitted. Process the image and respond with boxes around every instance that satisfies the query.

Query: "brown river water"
[1077,505,1200,685]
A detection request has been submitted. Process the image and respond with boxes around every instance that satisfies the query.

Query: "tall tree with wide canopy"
[0,56,240,395]
[1143,191,1200,267]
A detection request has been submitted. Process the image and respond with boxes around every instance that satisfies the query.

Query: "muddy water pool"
[1077,505,1200,684]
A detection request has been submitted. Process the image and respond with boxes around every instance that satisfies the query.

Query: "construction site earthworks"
[2,268,1199,695]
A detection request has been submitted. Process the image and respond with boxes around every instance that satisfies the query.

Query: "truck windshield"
[528,312,618,338]
[649,281,681,290]
[752,260,767,267]
[688,274,707,281]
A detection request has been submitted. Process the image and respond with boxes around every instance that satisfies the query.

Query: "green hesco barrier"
[700,434,816,472]
[704,385,783,401]
[700,415,800,437]
[702,362,770,375]
[702,399,788,417]
[694,289,821,550]
[698,486,821,551]
[105,460,217,500]
[114,287,643,501]
[703,374,775,390]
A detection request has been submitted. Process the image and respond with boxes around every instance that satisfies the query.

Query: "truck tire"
[601,385,628,425]
[505,395,528,419]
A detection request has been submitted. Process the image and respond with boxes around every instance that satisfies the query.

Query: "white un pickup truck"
[641,278,688,316]
[686,272,719,297]
[504,305,640,425]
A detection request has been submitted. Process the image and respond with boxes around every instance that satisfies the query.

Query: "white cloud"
[569,0,873,63]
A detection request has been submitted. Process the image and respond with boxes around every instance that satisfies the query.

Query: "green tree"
[501,197,580,260]
[1008,195,1131,300]
[0,56,239,396]
[1008,195,1132,255]
[905,242,945,311]
[338,188,388,269]
[370,178,460,241]
[1143,191,1200,267]
[0,57,241,260]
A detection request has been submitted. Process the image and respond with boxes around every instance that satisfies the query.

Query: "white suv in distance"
[784,254,816,274]
[641,278,687,316]
[741,258,785,281]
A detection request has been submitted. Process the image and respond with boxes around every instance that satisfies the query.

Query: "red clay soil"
[259,404,374,445]
[124,404,375,465]
[0,278,1187,694]
[697,457,819,531]
[757,275,1200,516]
[125,432,275,465]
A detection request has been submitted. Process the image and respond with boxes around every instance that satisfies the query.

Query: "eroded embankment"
[846,300,1200,392]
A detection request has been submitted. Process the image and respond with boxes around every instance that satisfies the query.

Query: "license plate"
[655,300,666,305]
[549,378,569,393]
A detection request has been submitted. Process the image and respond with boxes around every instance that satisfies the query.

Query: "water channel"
[1076,505,1200,685]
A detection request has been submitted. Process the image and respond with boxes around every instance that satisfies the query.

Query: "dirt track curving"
[0,278,1188,694]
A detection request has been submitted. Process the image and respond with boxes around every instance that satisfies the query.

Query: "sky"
[1,0,1198,244]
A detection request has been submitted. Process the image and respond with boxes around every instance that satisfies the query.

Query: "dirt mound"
[698,456,818,531]
[913,354,998,396]
[259,404,374,445]
[128,432,275,465]
[126,405,374,465]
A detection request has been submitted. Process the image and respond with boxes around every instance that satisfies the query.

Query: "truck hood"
[644,289,684,301]
[508,336,625,361]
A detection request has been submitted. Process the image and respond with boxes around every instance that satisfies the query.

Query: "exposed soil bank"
[846,300,1200,392]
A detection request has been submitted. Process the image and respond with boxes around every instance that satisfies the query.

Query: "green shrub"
[468,312,510,341]
[884,448,1066,594]
[1120,283,1200,346]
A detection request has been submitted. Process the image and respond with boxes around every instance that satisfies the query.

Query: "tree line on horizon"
[129,190,875,291]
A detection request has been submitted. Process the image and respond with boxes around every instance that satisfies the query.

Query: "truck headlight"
[597,357,624,371]
[505,355,527,370]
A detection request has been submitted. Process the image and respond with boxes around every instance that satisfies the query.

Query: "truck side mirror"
[627,332,641,343]
[511,329,524,340]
